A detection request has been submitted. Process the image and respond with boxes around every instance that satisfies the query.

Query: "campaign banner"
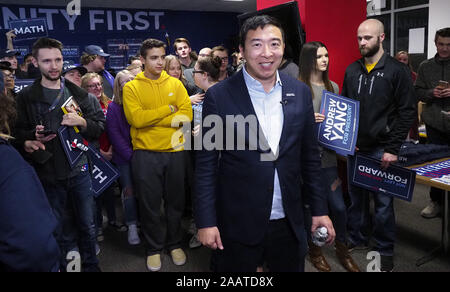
[86,145,120,196]
[318,90,359,156]
[58,126,119,196]
[348,154,416,202]
[57,125,85,168]
[411,159,450,178]
[14,79,34,94]
[8,18,48,41]
[1,5,239,70]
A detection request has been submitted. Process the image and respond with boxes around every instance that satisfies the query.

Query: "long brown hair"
[298,41,334,98]
[0,91,16,138]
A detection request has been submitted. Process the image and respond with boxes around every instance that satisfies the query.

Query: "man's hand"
[24,140,46,153]
[61,107,87,129]
[440,88,450,98]
[6,30,16,40]
[35,125,57,143]
[314,113,325,123]
[433,87,443,98]
[381,152,397,169]
[311,216,335,245]
[190,93,205,105]
[197,227,223,250]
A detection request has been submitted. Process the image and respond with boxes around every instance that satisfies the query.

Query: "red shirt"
[99,100,112,152]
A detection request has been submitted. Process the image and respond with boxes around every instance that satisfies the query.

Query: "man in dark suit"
[194,15,335,272]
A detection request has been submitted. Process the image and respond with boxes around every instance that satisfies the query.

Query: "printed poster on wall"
[318,90,359,156]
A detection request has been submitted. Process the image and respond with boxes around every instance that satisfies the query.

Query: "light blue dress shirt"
[242,66,285,220]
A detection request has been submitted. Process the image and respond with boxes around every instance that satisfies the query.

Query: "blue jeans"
[95,184,117,231]
[347,148,396,256]
[304,167,347,243]
[43,170,99,272]
[118,163,139,225]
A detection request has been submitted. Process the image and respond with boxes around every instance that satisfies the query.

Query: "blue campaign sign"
[58,126,119,196]
[57,126,85,168]
[348,154,416,202]
[14,79,34,94]
[318,90,359,156]
[86,146,120,197]
[8,18,48,41]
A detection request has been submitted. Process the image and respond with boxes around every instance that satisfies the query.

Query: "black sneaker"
[380,255,394,272]
[108,221,128,232]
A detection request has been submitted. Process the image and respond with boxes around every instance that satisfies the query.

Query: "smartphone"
[37,129,56,136]
[438,80,449,89]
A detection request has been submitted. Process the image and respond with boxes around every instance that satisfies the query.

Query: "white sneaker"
[421,201,441,218]
[127,224,141,245]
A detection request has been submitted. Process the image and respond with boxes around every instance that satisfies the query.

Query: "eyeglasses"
[192,70,205,75]
[87,82,102,89]
[3,73,15,80]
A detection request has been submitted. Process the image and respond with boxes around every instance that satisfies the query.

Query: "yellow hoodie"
[123,71,193,152]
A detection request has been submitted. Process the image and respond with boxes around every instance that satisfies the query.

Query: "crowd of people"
[0,13,449,272]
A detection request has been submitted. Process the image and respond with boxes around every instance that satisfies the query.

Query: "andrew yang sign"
[318,90,359,156]
[8,18,48,41]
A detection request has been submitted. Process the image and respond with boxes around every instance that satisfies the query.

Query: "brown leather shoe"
[308,241,331,272]
[335,240,361,272]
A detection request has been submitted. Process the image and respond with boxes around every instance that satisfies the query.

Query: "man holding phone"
[415,27,450,218]
[14,37,105,272]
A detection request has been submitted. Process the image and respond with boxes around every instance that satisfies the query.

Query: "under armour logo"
[377,72,384,77]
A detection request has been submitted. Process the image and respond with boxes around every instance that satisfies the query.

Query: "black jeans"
[131,150,186,256]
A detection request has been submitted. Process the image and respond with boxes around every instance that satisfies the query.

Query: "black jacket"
[0,137,60,271]
[14,78,105,184]
[342,53,417,155]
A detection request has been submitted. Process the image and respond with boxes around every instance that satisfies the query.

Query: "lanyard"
[36,77,66,125]
[47,77,66,113]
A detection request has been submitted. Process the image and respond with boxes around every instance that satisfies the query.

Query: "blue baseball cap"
[0,49,20,59]
[62,60,87,75]
[84,45,110,57]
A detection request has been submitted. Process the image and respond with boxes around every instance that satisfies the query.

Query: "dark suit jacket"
[194,70,327,248]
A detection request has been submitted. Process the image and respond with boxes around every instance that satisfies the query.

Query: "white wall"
[428,0,450,58]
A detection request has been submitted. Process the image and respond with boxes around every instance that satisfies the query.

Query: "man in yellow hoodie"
[123,38,192,272]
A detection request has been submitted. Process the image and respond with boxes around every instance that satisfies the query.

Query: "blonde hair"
[113,70,136,105]
[126,63,142,76]
[81,72,110,108]
[164,55,187,85]
[80,53,97,66]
